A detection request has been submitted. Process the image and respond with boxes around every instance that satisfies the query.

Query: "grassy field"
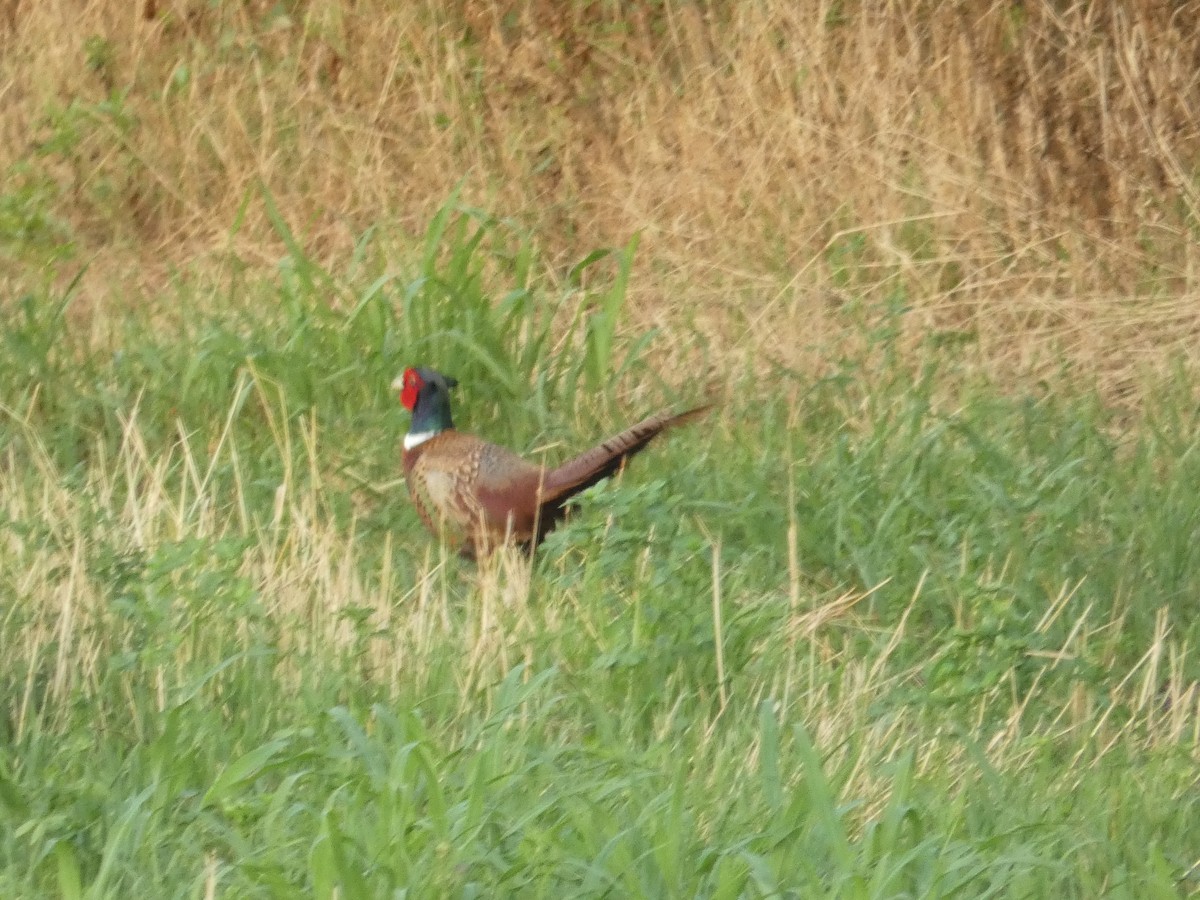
[3,2,1200,898]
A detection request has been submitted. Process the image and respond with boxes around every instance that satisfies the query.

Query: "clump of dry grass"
[2,2,1199,390]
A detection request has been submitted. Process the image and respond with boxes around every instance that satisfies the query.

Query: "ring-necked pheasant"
[393,366,710,556]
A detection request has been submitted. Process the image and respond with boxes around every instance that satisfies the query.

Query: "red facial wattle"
[400,368,423,411]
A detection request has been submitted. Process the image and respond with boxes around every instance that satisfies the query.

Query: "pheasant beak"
[391,374,411,410]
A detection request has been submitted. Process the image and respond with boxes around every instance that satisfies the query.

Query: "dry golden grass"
[2,1,1200,389]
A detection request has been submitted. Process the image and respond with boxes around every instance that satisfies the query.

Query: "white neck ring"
[404,430,437,450]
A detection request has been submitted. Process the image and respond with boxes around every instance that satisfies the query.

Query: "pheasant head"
[392,367,458,449]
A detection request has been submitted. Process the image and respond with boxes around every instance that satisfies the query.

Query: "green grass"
[2,202,1199,898]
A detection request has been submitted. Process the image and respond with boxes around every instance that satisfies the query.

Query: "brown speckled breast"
[403,430,545,554]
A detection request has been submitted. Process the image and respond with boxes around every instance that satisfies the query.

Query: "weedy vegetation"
[2,2,1199,898]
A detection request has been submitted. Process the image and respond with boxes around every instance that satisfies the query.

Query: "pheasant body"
[394,367,708,556]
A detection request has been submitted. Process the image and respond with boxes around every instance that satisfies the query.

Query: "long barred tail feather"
[533,404,712,539]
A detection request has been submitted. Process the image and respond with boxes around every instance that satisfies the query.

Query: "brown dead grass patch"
[2,1,1199,393]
